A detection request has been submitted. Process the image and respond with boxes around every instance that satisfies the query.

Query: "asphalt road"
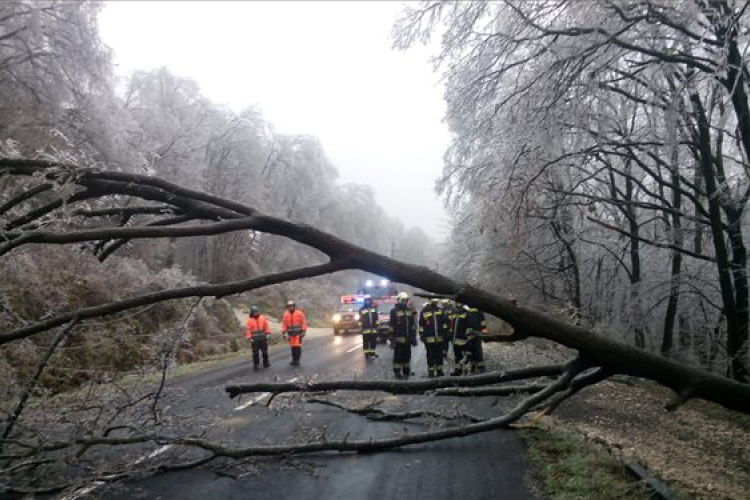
[103,327,540,500]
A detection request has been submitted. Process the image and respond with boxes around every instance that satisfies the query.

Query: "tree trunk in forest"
[625,168,645,349]
[662,105,683,356]
[690,92,749,382]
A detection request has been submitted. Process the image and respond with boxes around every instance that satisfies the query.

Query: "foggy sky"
[99,1,452,238]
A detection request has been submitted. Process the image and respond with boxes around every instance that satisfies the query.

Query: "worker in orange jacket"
[246,305,272,371]
[282,300,308,366]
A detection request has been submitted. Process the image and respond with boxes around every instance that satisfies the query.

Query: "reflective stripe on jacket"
[282,309,308,334]
[246,315,271,339]
[358,306,379,334]
[389,304,416,341]
[419,306,448,342]
[467,308,487,334]
[449,308,470,343]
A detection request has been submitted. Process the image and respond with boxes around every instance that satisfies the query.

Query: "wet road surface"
[103,327,540,500]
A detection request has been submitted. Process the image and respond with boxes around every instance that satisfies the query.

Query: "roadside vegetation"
[520,426,654,500]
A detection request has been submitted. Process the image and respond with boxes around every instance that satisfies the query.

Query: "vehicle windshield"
[338,304,359,313]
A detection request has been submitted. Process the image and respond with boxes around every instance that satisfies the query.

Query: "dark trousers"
[453,342,469,374]
[363,333,378,357]
[291,345,301,364]
[393,341,412,377]
[425,341,444,376]
[442,337,451,357]
[252,339,269,367]
[468,337,485,372]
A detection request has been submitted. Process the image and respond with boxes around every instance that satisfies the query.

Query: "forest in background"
[0,1,433,393]
[3,0,750,392]
[395,0,750,382]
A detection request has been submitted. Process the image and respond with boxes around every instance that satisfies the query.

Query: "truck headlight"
[354,313,360,321]
[333,314,341,322]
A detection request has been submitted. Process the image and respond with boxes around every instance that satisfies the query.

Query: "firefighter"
[439,299,452,358]
[389,292,417,379]
[448,302,471,376]
[282,300,307,366]
[246,305,271,371]
[419,298,449,377]
[358,295,379,359]
[466,306,487,372]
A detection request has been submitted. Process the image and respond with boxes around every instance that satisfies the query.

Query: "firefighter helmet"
[286,300,296,308]
[397,292,409,303]
[250,306,260,316]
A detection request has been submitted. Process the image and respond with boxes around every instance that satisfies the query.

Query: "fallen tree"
[2,158,750,492]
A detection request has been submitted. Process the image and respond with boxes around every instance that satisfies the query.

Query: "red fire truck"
[332,279,399,340]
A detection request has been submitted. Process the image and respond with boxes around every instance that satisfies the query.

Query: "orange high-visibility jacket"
[246,315,271,339]
[282,309,308,333]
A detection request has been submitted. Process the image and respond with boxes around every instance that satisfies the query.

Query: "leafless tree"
[1,158,749,493]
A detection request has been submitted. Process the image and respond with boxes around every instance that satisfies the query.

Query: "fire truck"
[332,279,398,341]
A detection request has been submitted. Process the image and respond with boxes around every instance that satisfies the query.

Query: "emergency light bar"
[341,294,367,304]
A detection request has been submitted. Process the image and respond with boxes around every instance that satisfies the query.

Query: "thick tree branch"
[0,261,349,346]
[226,364,567,398]
[3,160,750,415]
[306,398,486,423]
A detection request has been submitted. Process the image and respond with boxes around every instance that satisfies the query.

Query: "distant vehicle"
[356,278,398,299]
[376,298,396,343]
[332,302,360,336]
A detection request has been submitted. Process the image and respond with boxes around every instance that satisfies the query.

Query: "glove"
[301,330,307,338]
[411,338,418,347]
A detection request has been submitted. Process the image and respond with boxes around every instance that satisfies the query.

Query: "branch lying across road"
[432,383,549,397]
[4,158,750,416]
[10,359,584,465]
[306,397,486,423]
[225,364,567,399]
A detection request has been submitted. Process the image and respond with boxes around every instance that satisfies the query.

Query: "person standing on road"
[389,292,417,379]
[448,302,472,376]
[439,299,453,358]
[419,298,449,377]
[358,295,379,359]
[467,306,487,372]
[246,305,271,371]
[282,300,307,366]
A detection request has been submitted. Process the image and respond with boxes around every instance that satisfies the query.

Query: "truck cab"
[333,295,363,336]
[375,298,396,342]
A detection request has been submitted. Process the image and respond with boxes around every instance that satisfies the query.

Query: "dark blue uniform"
[419,302,449,376]
[389,302,417,378]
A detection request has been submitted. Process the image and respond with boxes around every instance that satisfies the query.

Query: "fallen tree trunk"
[3,158,750,415]
[225,364,566,399]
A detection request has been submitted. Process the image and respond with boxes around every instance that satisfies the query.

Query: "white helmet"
[397,292,409,303]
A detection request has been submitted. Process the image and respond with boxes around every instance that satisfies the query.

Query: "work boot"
[253,365,260,372]
[264,362,271,368]
[436,368,445,377]
[451,369,462,376]
[394,371,403,379]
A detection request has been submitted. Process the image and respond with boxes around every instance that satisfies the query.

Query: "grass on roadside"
[520,425,655,500]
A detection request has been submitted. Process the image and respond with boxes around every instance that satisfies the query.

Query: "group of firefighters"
[360,292,486,378]
[244,293,486,378]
